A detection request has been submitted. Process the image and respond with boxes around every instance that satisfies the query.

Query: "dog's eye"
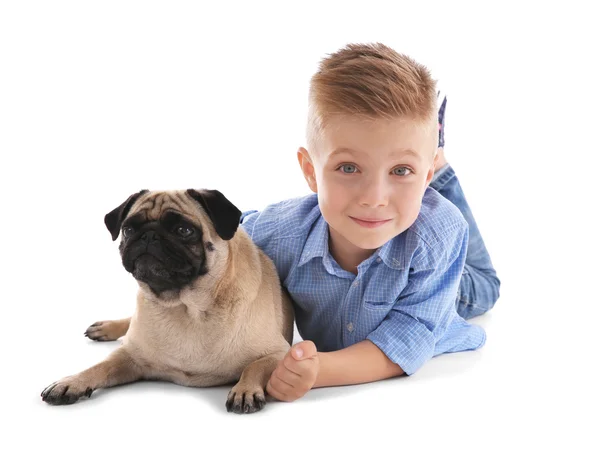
[176,226,194,237]
[122,226,135,238]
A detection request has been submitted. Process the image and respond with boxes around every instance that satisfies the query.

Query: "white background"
[2,1,599,453]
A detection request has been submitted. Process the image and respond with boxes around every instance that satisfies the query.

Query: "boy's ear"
[425,148,441,186]
[297,147,318,193]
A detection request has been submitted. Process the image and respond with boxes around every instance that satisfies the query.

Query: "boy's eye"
[338,164,358,174]
[392,166,412,176]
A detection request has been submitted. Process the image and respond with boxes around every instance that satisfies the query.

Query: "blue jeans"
[429,164,501,319]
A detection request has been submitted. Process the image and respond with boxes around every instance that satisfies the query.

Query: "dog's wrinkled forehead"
[128,191,209,226]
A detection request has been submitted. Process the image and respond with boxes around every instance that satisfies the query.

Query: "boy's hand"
[266,340,319,402]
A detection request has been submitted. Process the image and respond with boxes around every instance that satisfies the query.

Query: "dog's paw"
[84,320,122,341]
[226,384,267,414]
[41,377,94,405]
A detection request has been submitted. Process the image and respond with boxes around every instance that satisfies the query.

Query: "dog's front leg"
[41,347,142,405]
[226,350,287,414]
[84,317,131,341]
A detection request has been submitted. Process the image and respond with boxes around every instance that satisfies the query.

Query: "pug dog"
[41,189,294,414]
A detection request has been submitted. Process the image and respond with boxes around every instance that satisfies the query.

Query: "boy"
[239,43,500,402]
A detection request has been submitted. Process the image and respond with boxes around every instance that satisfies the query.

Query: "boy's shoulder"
[239,194,321,281]
[240,193,320,240]
[266,192,320,224]
[380,188,468,272]
[407,187,468,250]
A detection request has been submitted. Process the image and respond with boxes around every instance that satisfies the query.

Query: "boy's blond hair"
[307,42,438,151]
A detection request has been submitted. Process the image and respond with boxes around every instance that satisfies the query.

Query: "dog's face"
[103,189,242,295]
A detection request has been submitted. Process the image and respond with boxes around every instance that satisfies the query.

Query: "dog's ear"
[186,189,242,240]
[104,190,149,241]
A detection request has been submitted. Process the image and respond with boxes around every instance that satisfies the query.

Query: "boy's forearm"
[313,340,405,388]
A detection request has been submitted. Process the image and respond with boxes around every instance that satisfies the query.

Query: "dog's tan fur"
[42,190,294,413]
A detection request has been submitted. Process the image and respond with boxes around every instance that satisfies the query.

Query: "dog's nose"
[141,231,159,244]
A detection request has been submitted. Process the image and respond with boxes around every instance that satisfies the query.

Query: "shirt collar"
[298,214,330,268]
[377,233,406,270]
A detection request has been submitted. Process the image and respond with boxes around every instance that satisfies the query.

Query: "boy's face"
[298,115,438,267]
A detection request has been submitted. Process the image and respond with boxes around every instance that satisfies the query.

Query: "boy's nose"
[359,178,389,208]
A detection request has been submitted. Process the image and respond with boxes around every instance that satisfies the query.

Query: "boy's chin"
[346,222,412,251]
[346,232,394,251]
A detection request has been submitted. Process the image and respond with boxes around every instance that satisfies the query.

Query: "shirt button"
[353,281,359,287]
[376,257,382,263]
[347,322,354,332]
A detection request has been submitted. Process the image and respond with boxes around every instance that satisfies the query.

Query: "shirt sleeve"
[366,222,469,376]
[238,207,279,266]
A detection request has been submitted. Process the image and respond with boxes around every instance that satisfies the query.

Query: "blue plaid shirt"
[240,187,486,375]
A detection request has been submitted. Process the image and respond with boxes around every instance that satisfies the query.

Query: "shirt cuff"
[367,312,435,376]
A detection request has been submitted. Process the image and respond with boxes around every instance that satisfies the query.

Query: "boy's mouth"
[349,217,391,228]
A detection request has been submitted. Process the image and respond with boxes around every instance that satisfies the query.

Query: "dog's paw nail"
[41,380,91,405]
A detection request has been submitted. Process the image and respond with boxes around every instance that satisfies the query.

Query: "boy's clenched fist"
[266,340,319,402]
